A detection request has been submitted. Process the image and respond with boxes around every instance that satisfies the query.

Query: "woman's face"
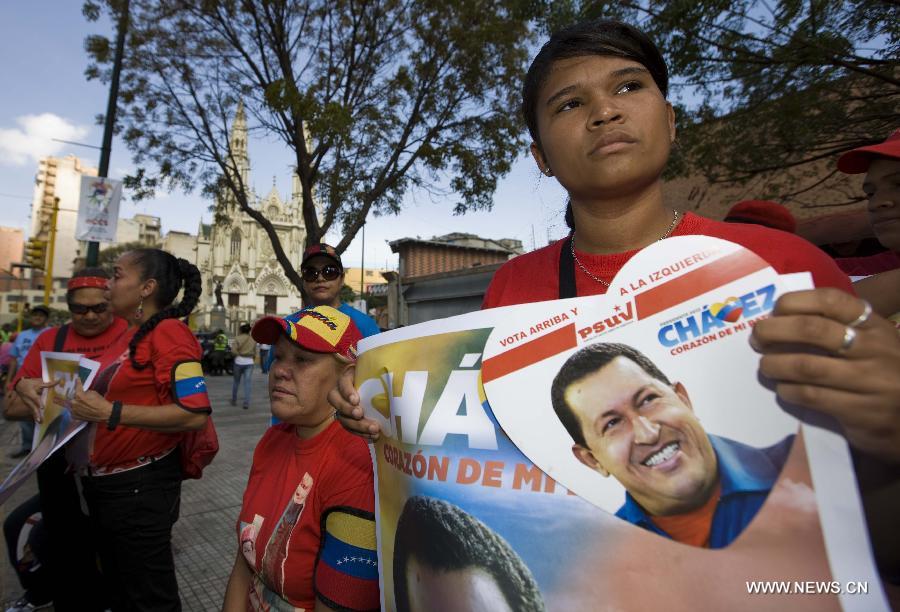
[531,55,675,204]
[108,253,151,318]
[268,335,341,433]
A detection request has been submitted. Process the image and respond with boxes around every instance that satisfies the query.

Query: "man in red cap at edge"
[835,129,900,325]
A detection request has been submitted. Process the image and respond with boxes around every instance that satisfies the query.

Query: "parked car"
[195,331,234,375]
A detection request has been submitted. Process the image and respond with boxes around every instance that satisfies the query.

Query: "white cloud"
[0,113,90,166]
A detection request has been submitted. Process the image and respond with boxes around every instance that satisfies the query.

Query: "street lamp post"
[86,0,130,267]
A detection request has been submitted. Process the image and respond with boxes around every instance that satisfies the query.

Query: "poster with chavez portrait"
[0,352,100,506]
[356,236,888,612]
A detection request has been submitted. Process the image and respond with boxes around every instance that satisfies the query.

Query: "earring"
[134,295,144,321]
[544,166,553,177]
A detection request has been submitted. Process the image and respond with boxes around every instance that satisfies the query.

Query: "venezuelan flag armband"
[314,507,380,612]
[171,360,211,413]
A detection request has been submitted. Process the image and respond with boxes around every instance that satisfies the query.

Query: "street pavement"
[0,370,273,611]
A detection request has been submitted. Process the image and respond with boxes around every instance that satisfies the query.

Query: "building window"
[231,230,242,258]
[228,293,240,307]
[264,295,277,314]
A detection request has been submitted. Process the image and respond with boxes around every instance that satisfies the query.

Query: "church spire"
[228,101,250,191]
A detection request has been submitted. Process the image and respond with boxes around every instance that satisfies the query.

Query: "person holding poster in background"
[4,268,128,612]
[223,306,379,612]
[551,342,791,548]
[3,267,127,612]
[333,18,900,580]
[58,249,210,611]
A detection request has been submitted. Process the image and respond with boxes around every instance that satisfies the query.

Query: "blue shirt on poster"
[268,303,380,426]
[615,434,794,549]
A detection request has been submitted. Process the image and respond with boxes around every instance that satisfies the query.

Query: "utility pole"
[360,223,366,300]
[43,198,60,306]
[86,0,129,267]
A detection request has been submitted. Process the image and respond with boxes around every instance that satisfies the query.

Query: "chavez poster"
[356,236,887,612]
[0,352,99,505]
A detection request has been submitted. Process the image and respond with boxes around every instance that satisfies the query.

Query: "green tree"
[83,0,536,291]
[541,0,899,206]
[339,284,356,304]
[96,240,149,267]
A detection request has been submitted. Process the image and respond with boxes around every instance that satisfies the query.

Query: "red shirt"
[651,482,722,548]
[237,421,379,612]
[13,317,130,384]
[483,212,853,307]
[90,318,210,469]
[835,250,900,278]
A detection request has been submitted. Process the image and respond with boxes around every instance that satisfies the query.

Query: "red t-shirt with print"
[236,421,379,612]
[90,318,210,468]
[483,212,853,308]
[13,317,130,383]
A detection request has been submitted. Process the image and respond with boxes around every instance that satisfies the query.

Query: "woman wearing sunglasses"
[300,244,381,338]
[4,266,128,612]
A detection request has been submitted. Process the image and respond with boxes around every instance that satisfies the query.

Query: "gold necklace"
[570,210,680,287]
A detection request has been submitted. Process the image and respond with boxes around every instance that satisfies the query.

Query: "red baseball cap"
[837,129,900,174]
[301,243,343,270]
[724,200,797,234]
[251,305,361,362]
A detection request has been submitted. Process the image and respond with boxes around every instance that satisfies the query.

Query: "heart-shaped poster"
[483,236,804,538]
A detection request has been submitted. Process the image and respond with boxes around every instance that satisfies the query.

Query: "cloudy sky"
[0,3,573,269]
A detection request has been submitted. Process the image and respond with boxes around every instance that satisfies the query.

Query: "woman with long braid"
[63,248,211,611]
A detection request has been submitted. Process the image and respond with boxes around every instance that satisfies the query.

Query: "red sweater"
[483,212,853,308]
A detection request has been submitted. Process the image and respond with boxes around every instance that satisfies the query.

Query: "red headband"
[67,277,109,291]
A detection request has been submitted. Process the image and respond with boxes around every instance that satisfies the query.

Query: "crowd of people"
[0,16,897,612]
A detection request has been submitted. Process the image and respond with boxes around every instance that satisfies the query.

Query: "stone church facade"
[193,104,311,331]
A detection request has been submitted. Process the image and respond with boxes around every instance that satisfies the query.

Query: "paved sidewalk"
[0,370,272,611]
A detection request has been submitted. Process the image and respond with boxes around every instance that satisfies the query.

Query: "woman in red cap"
[223,306,379,612]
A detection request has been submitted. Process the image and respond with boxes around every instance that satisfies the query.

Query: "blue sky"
[0,2,571,270]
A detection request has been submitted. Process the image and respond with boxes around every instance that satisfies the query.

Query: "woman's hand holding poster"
[0,352,99,505]
[356,236,888,612]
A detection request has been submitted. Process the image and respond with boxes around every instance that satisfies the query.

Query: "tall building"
[0,226,24,274]
[30,155,99,278]
[115,213,162,246]
[193,103,311,329]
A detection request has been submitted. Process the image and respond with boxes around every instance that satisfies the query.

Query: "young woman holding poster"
[60,249,211,610]
[332,19,900,577]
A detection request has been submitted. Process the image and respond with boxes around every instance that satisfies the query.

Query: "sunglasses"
[301,265,342,282]
[69,302,109,315]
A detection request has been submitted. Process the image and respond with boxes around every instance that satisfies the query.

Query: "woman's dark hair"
[66,267,110,302]
[522,19,669,148]
[239,323,251,334]
[522,20,669,230]
[127,249,202,370]
[393,496,545,612]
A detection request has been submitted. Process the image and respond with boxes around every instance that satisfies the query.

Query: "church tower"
[228,101,251,192]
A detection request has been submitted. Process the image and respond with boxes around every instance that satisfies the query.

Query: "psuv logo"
[658,283,776,348]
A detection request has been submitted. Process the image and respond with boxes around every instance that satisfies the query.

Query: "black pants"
[82,451,183,612]
[37,452,108,611]
[3,494,50,605]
